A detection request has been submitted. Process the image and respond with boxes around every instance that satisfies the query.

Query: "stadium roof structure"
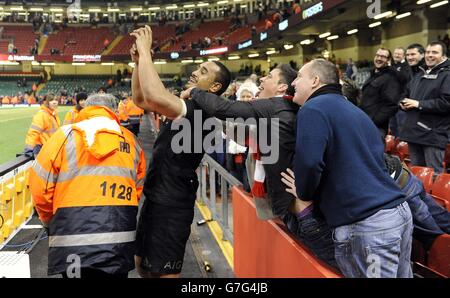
[2,0,235,6]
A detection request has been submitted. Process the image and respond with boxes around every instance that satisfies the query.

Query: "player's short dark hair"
[212,61,231,95]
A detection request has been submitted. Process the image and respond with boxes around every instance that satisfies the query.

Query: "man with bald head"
[289,59,413,278]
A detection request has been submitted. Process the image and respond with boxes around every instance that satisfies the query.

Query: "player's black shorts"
[136,200,194,275]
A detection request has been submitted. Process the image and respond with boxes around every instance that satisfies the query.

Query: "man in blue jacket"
[290,58,413,278]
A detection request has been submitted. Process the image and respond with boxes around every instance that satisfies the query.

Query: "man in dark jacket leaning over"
[361,47,402,138]
[400,41,450,174]
[180,64,299,220]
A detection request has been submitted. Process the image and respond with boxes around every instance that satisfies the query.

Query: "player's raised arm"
[130,25,184,119]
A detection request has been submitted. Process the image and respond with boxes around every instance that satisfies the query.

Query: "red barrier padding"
[232,186,341,278]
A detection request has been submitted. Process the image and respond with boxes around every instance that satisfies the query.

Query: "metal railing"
[197,154,242,245]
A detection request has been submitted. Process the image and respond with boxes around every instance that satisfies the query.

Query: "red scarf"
[250,94,293,198]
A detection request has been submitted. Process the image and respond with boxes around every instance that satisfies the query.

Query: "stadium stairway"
[102,35,123,56]
[0,113,233,278]
[37,36,48,55]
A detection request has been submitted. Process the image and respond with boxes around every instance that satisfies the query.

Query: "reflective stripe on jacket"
[25,105,60,150]
[29,106,146,275]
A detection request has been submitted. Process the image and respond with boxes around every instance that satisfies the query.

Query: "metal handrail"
[0,155,32,177]
[197,154,242,244]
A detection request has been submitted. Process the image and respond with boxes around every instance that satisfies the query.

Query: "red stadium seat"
[0,25,39,55]
[42,27,116,55]
[427,234,450,277]
[431,195,449,211]
[395,141,410,166]
[410,166,434,193]
[431,173,450,211]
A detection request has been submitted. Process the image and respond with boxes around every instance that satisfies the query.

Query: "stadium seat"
[110,25,176,55]
[395,141,409,162]
[431,173,450,211]
[410,166,434,194]
[427,234,450,277]
[42,27,115,56]
[0,25,38,55]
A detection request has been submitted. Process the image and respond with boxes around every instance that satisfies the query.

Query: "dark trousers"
[389,110,407,138]
[283,211,338,269]
[129,123,140,136]
[408,142,445,173]
[62,268,128,279]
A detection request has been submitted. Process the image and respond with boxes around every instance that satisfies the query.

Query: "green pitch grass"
[0,106,72,165]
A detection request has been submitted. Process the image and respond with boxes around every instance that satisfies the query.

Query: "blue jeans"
[283,211,338,270]
[332,202,413,278]
[400,170,449,249]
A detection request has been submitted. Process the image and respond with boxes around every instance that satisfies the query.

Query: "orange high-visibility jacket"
[25,105,60,151]
[63,107,80,125]
[29,106,146,275]
[126,98,144,117]
[118,100,129,123]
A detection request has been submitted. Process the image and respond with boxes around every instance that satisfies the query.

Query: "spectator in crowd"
[400,41,450,174]
[442,34,449,53]
[257,3,264,20]
[360,48,401,138]
[282,9,291,20]
[116,69,122,85]
[344,58,357,80]
[251,25,257,38]
[289,58,412,277]
[223,81,238,101]
[390,47,413,137]
[236,81,259,102]
[29,93,146,278]
[103,38,110,50]
[393,47,411,87]
[341,77,360,106]
[223,81,260,193]
[406,43,426,76]
[8,40,14,54]
[265,18,273,30]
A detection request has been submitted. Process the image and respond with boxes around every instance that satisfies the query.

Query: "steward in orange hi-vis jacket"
[29,93,146,278]
[125,96,144,136]
[24,93,60,156]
